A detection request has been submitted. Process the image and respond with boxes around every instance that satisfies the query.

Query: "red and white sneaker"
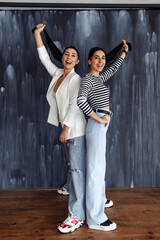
[57,187,69,196]
[58,215,84,233]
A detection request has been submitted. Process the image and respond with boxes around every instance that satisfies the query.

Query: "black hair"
[63,46,80,60]
[88,47,106,60]
[88,42,132,67]
[32,27,79,63]
[32,27,131,66]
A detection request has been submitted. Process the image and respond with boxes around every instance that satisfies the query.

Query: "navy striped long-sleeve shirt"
[77,57,124,116]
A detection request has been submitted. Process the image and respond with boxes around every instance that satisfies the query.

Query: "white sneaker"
[58,214,84,233]
[105,200,113,208]
[57,187,69,196]
[88,219,117,231]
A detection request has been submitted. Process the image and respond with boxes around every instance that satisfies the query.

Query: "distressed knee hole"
[70,169,81,173]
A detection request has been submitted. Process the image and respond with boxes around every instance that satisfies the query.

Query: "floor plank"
[0,188,160,240]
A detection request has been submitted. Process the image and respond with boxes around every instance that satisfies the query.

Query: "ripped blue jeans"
[65,135,86,220]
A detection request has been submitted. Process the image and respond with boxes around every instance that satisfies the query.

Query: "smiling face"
[88,50,106,76]
[62,48,79,72]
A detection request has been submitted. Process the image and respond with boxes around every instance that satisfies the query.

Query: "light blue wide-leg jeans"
[86,110,111,225]
[67,136,86,220]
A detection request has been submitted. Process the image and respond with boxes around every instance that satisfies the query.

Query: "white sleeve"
[37,46,58,77]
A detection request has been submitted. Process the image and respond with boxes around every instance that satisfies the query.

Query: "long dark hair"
[32,27,63,62]
[106,42,132,66]
[32,27,80,63]
[43,29,63,63]
[32,27,131,66]
[88,43,132,67]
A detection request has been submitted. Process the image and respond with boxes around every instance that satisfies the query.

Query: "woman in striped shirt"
[77,40,129,231]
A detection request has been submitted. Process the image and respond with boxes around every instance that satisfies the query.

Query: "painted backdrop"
[0,9,160,189]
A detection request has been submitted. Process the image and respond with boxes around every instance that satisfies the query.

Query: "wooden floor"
[0,188,160,240]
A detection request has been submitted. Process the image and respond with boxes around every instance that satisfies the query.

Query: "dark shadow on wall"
[0,9,160,188]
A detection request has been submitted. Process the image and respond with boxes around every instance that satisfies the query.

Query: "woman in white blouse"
[34,24,86,234]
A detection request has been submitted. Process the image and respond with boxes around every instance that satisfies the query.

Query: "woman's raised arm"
[34,24,45,48]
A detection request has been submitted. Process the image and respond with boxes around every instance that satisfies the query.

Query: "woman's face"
[62,48,79,71]
[88,50,106,76]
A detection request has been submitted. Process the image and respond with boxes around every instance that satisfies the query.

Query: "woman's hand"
[59,125,70,143]
[99,115,109,127]
[122,39,129,52]
[120,40,129,59]
[89,111,109,127]
[34,24,45,48]
[35,23,45,33]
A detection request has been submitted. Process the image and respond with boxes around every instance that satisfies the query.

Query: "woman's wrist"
[122,49,128,56]
[34,29,39,35]
[32,24,45,35]
[32,26,41,34]
[120,50,128,59]
[98,117,103,124]
[63,125,70,132]
[122,49,128,55]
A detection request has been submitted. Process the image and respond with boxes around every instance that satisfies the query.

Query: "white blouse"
[37,46,86,140]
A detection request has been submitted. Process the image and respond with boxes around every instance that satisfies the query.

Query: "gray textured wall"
[1,0,160,4]
[0,9,160,189]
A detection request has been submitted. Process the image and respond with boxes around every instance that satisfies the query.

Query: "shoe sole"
[105,201,113,208]
[88,223,117,231]
[57,190,69,196]
[58,222,84,234]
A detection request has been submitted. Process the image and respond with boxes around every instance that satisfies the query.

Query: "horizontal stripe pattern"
[77,57,123,115]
